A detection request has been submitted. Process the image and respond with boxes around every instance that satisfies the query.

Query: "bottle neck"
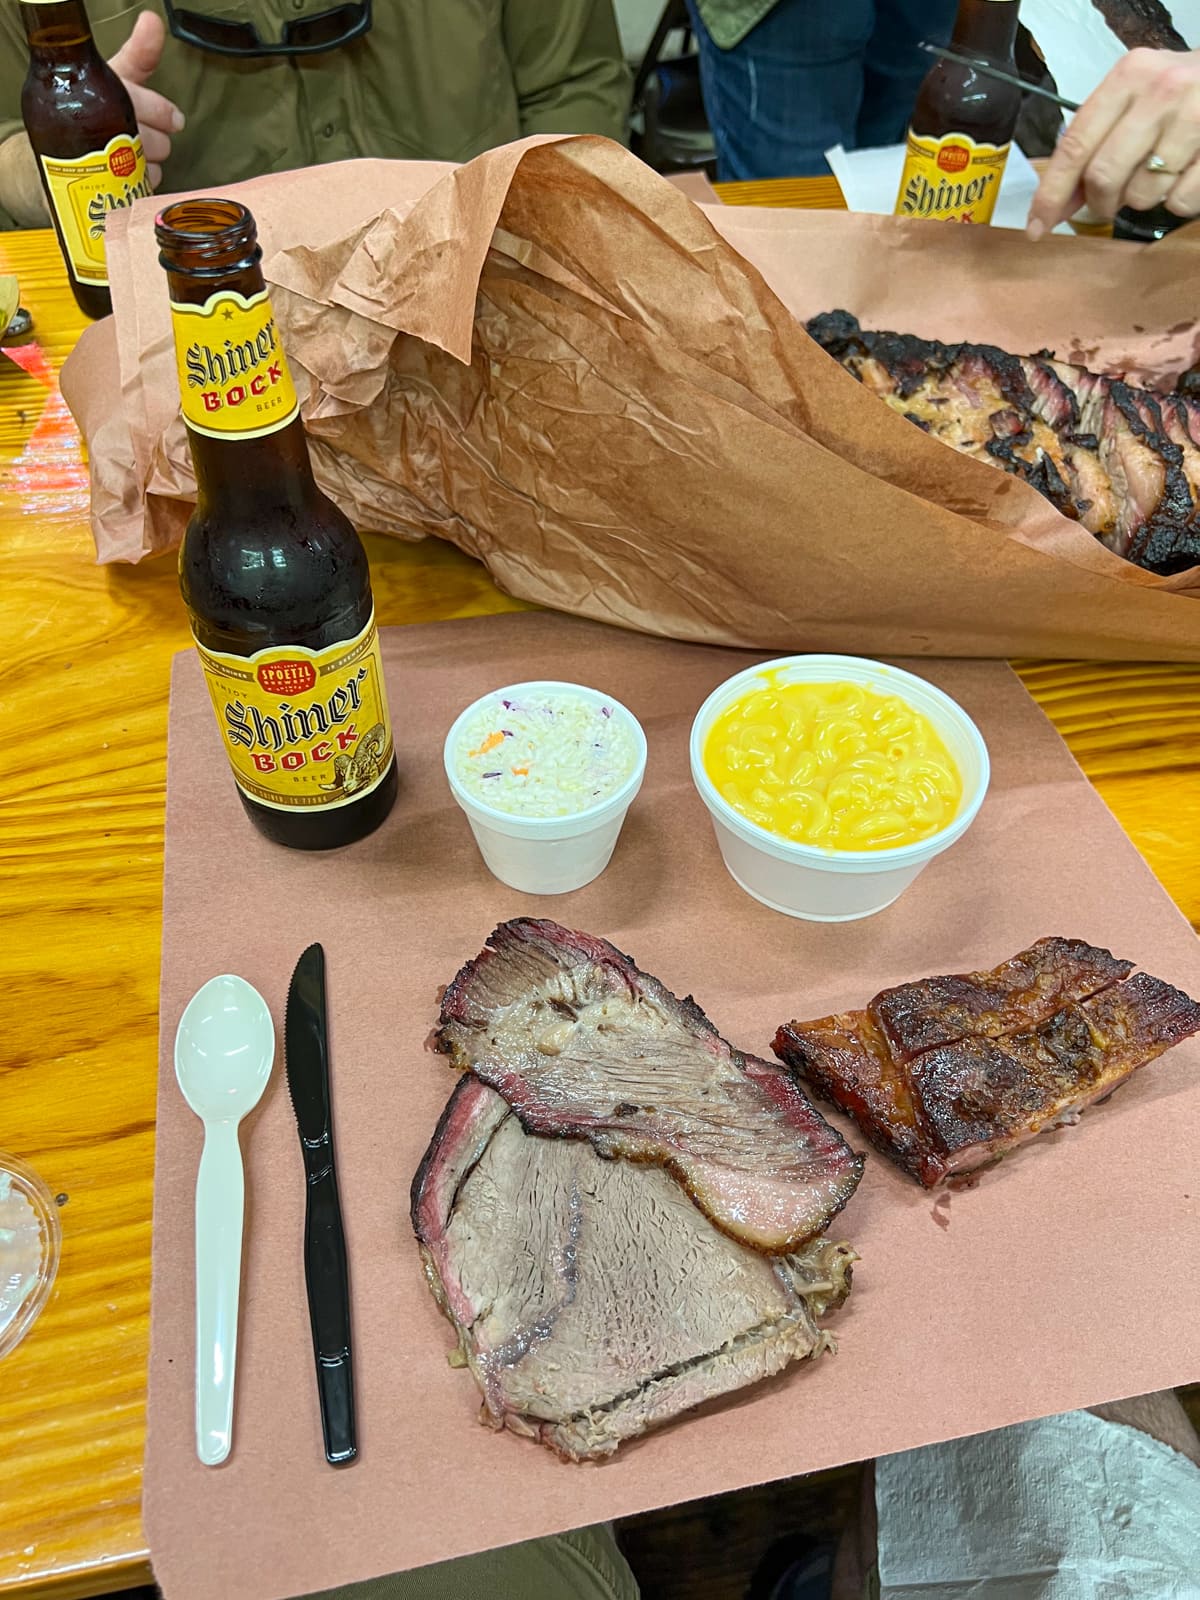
[22,0,100,59]
[164,256,318,519]
[158,200,325,529]
[187,416,322,519]
[951,0,1020,63]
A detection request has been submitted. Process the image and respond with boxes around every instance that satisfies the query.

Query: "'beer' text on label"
[40,135,150,285]
[195,614,394,812]
[169,287,301,441]
[894,131,1011,225]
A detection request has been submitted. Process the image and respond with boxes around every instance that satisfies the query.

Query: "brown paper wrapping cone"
[61,136,1200,659]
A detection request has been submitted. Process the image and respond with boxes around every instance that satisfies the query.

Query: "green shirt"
[694,0,781,50]
[0,0,630,228]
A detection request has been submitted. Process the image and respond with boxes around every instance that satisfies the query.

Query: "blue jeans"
[686,0,960,179]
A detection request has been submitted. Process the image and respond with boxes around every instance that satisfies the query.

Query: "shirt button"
[292,0,304,9]
[323,123,335,138]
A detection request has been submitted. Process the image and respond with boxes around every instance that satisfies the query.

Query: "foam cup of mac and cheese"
[690,655,989,921]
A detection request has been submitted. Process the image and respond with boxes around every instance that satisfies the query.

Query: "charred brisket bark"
[1091,0,1187,51]
[807,310,1200,574]
[435,918,864,1253]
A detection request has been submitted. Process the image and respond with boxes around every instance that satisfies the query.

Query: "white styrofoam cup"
[444,680,647,895]
[690,654,990,922]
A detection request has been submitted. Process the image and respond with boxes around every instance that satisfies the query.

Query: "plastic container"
[690,654,990,922]
[0,1151,61,1359]
[444,681,647,895]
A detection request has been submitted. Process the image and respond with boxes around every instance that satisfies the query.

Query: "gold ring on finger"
[1145,152,1183,175]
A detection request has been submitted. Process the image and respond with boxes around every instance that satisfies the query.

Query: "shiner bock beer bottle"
[20,0,151,319]
[894,0,1022,226]
[156,199,398,850]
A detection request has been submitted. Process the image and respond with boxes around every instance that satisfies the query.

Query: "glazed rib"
[1091,0,1186,51]
[871,936,1133,1063]
[774,939,1200,1186]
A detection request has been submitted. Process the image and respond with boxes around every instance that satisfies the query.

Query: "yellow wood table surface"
[2,178,1198,1599]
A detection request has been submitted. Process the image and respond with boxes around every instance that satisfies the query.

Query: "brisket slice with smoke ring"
[806,311,1200,575]
[435,918,864,1253]
[411,1074,856,1460]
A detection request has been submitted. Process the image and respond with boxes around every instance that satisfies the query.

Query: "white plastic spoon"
[174,975,274,1467]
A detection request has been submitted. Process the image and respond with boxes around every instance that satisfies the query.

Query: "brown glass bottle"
[895,1,1022,225]
[156,200,398,850]
[20,0,151,319]
[1113,202,1190,243]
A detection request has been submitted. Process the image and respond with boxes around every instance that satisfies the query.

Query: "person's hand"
[1027,47,1200,239]
[107,10,185,189]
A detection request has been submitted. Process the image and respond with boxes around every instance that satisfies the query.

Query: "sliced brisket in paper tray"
[411,920,860,1459]
[808,310,1200,576]
[65,135,1200,656]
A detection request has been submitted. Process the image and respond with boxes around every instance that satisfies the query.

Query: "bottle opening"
[156,200,260,271]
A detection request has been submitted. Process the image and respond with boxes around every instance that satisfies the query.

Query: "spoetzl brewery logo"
[85,143,152,237]
[170,288,301,440]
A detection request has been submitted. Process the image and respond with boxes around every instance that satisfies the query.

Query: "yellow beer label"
[170,288,300,441]
[196,613,394,812]
[895,130,1011,224]
[39,134,150,284]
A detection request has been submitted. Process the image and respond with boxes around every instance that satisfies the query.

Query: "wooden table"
[2,182,1198,1600]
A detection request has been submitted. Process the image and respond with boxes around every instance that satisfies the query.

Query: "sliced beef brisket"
[435,919,864,1253]
[412,1075,855,1460]
[807,311,1200,575]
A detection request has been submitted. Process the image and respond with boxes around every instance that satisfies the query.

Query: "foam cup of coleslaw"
[443,680,647,895]
[690,655,990,921]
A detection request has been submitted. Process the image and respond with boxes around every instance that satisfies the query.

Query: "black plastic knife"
[284,942,357,1465]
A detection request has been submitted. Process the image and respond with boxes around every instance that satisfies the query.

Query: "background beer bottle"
[1113,202,1190,243]
[894,1,1022,225]
[20,0,151,320]
[156,200,398,850]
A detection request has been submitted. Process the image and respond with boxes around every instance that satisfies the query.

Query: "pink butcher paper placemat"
[146,612,1200,1600]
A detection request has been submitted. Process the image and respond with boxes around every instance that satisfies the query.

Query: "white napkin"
[825,140,1049,231]
[875,1410,1200,1599]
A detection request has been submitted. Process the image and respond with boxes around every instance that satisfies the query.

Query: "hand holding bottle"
[107,11,185,190]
